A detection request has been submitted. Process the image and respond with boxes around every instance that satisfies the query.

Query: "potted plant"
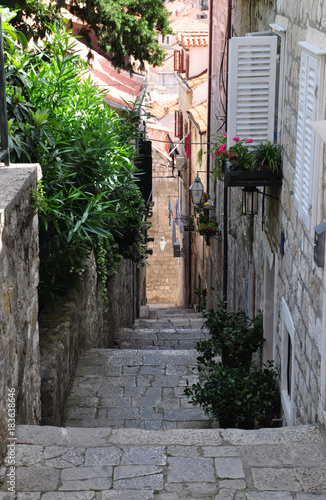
[182,214,195,231]
[212,133,253,174]
[184,361,281,429]
[251,140,283,172]
[197,299,265,371]
[197,217,219,236]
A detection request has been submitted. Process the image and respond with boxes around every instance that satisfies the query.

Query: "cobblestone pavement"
[1,305,326,499]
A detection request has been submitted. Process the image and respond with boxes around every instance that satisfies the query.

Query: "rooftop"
[188,100,208,134]
[73,39,145,109]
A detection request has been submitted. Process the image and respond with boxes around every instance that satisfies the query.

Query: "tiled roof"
[175,19,209,48]
[73,39,144,109]
[149,98,179,120]
[184,70,208,88]
[147,125,175,156]
[188,100,207,134]
[176,33,209,48]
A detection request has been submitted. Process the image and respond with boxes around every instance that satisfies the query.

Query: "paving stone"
[3,307,326,498]
[296,494,326,500]
[85,446,123,466]
[16,466,60,491]
[219,479,246,490]
[120,445,166,465]
[294,468,326,492]
[245,493,293,500]
[238,444,326,467]
[60,477,112,490]
[102,491,155,499]
[16,495,41,500]
[167,456,216,482]
[252,468,302,491]
[214,458,245,479]
[113,465,163,489]
[42,494,96,499]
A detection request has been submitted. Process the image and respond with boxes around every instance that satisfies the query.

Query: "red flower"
[233,137,240,142]
[246,138,253,143]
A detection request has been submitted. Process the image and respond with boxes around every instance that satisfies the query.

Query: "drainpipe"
[223,0,233,304]
[207,0,213,195]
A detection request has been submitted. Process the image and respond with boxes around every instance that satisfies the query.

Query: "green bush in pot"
[198,300,265,371]
[184,361,281,429]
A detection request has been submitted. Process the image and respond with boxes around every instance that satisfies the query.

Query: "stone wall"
[146,146,181,305]
[210,0,326,426]
[40,257,138,426]
[0,164,42,462]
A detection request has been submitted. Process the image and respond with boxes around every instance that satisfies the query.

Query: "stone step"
[115,327,208,350]
[133,317,205,329]
[64,349,213,430]
[1,424,325,498]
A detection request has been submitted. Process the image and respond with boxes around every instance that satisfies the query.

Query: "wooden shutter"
[174,109,180,137]
[185,53,190,79]
[294,51,319,229]
[174,50,180,72]
[227,36,277,147]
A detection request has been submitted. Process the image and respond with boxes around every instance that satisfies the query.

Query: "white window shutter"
[294,51,319,229]
[227,36,277,148]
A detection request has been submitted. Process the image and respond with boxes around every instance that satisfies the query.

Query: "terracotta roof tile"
[185,70,208,88]
[73,39,144,108]
[149,99,179,120]
[188,101,207,134]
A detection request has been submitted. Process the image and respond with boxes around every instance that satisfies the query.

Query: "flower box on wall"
[224,169,281,188]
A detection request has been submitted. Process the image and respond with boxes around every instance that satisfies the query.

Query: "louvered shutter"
[174,50,180,72]
[180,50,184,73]
[227,36,277,147]
[185,53,190,79]
[294,51,319,229]
[175,109,180,137]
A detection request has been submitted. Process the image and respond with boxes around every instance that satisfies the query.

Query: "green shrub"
[198,300,265,370]
[184,361,281,429]
[4,18,145,301]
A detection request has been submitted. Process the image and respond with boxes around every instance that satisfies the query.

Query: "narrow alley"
[1,305,326,499]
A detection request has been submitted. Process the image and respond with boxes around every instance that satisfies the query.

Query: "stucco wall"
[0,164,42,462]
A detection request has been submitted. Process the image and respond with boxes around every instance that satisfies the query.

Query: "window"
[174,110,183,138]
[174,50,184,73]
[227,36,278,147]
[294,45,325,231]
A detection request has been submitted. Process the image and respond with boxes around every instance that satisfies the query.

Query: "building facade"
[205,0,326,426]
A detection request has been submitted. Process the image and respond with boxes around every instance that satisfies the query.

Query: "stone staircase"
[1,305,326,499]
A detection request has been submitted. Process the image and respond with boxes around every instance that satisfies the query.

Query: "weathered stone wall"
[146,146,181,305]
[216,0,326,426]
[0,164,42,462]
[40,257,137,426]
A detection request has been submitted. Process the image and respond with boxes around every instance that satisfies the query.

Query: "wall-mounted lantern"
[159,236,167,251]
[242,187,258,215]
[189,173,204,206]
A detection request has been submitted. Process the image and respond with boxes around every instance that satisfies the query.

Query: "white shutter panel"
[294,51,319,229]
[227,36,277,148]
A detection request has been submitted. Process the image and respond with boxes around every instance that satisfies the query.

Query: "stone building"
[172,19,210,308]
[201,0,326,427]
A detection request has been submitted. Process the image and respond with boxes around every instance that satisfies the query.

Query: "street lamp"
[189,173,205,205]
[242,187,258,215]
